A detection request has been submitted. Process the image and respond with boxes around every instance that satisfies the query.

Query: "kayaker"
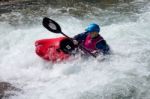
[73,23,110,56]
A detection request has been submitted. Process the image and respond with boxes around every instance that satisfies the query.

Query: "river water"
[0,0,150,99]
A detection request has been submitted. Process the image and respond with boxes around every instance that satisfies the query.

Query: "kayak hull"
[35,37,70,62]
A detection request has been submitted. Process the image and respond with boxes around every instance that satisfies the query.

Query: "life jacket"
[83,34,104,52]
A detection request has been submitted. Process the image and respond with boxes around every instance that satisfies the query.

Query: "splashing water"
[0,0,150,99]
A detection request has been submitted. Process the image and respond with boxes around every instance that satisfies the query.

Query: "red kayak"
[35,37,75,63]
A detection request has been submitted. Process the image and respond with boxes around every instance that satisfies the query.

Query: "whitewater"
[0,0,150,99]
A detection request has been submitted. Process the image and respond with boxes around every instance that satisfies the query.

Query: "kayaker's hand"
[91,50,101,56]
[73,40,79,45]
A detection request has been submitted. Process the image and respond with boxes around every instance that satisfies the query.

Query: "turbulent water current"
[0,0,150,99]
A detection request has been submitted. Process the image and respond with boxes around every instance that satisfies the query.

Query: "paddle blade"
[42,17,62,33]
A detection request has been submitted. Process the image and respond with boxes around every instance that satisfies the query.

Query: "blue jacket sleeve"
[73,32,88,41]
[96,40,110,54]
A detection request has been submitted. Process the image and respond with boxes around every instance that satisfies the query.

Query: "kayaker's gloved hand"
[73,40,79,45]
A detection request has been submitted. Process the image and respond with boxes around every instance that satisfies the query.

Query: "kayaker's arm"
[73,32,88,42]
[72,32,88,46]
[96,40,110,55]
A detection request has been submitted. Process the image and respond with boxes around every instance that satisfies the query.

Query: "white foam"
[1,1,150,99]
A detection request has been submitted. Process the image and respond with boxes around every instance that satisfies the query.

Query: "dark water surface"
[1,0,148,25]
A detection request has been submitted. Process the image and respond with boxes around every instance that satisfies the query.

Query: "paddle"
[42,17,97,58]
